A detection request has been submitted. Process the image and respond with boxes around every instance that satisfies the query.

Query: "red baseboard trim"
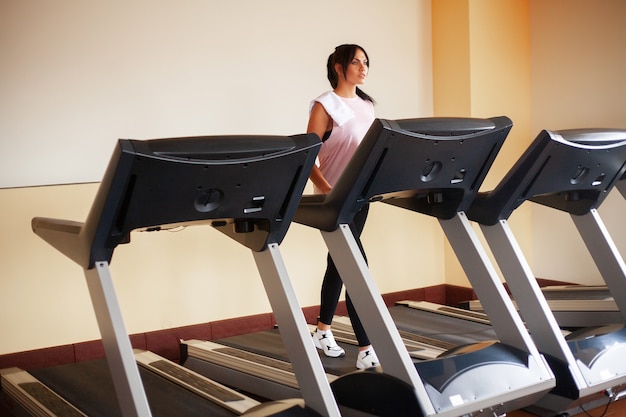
[0,280,570,371]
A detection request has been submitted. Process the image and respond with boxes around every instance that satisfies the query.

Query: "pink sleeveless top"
[310,91,375,193]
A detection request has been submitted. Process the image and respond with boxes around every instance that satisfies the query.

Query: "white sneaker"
[356,348,379,369]
[312,329,345,358]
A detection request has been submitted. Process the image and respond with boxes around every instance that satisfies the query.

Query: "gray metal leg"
[321,225,433,416]
[571,209,626,321]
[479,220,588,388]
[84,262,152,417]
[439,213,542,357]
[252,243,341,417]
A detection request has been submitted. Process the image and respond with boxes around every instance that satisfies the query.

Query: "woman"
[308,44,378,369]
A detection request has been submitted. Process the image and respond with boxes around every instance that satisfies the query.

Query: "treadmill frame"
[30,134,342,417]
[468,127,626,414]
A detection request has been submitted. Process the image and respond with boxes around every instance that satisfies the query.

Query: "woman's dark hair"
[327,44,375,104]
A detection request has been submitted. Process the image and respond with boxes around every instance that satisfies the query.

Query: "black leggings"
[318,204,370,347]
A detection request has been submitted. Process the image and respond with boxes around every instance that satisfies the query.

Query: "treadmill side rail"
[0,368,88,417]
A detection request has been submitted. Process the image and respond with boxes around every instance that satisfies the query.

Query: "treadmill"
[289,116,555,417]
[24,133,341,417]
[466,127,626,415]
[519,170,626,325]
[463,145,626,329]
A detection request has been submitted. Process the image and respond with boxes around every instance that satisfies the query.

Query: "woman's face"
[338,48,369,86]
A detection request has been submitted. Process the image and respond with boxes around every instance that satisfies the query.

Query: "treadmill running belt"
[215,329,361,376]
[396,329,456,351]
[30,359,235,417]
[389,305,497,346]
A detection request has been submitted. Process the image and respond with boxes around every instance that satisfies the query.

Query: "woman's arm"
[307,102,333,193]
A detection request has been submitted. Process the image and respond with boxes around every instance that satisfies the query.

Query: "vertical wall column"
[432,0,533,287]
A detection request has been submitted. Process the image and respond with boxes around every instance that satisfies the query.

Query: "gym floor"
[509,398,626,417]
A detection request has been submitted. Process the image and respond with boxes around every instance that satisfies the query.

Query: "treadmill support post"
[439,212,542,356]
[571,209,626,322]
[252,243,341,417]
[320,224,434,416]
[479,220,588,389]
[84,261,152,417]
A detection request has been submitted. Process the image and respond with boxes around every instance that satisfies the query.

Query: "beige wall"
[1,1,433,189]
[0,0,437,355]
[432,0,626,288]
[2,0,624,357]
[529,0,626,283]
[432,0,533,286]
